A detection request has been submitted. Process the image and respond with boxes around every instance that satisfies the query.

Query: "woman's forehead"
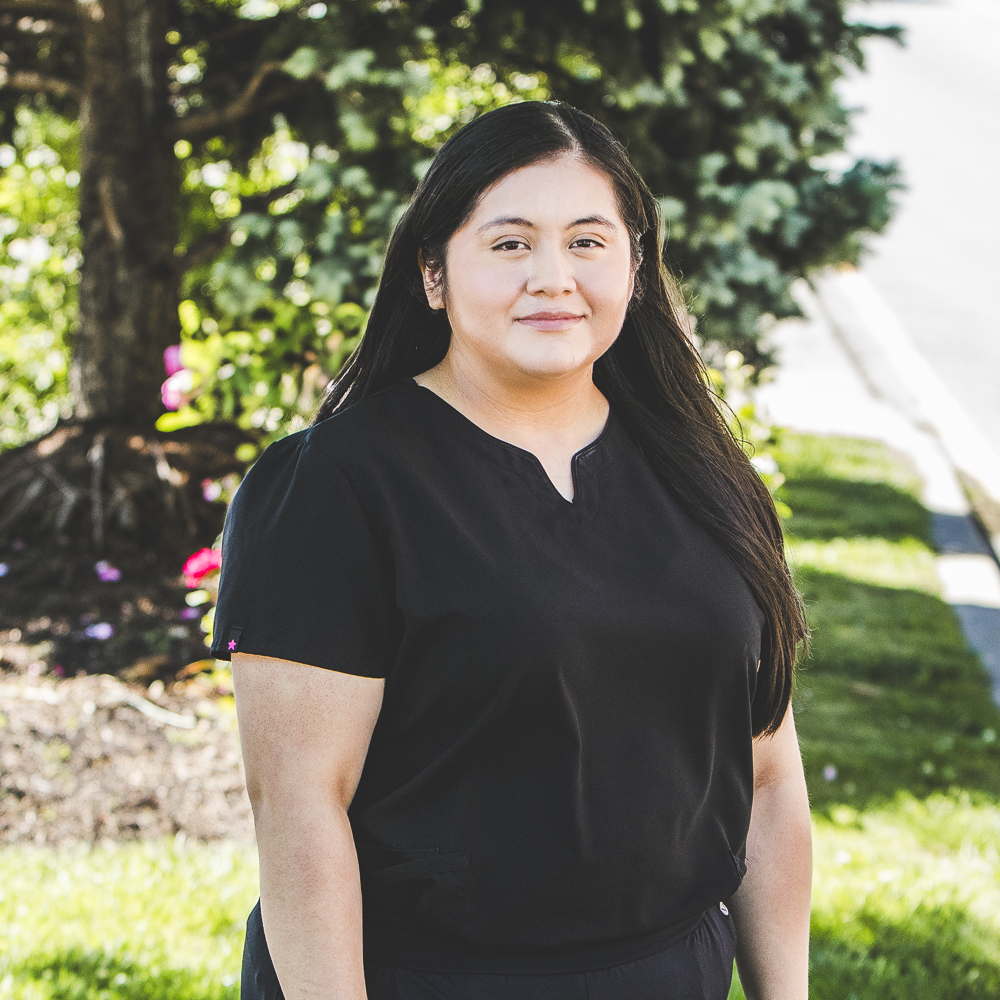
[464,156,623,231]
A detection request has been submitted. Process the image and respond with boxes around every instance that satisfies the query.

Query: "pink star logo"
[228,640,237,650]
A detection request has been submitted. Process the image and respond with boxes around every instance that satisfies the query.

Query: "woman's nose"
[525,245,575,297]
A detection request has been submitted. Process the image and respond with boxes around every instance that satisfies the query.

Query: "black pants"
[243,902,737,1000]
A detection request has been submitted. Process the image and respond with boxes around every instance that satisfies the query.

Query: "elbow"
[244,772,351,842]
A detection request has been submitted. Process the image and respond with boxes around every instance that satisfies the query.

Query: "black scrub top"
[212,378,764,974]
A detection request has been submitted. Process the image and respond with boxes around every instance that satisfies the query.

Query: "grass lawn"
[729,430,1000,999]
[0,839,258,999]
[3,432,1000,998]
[778,433,1000,813]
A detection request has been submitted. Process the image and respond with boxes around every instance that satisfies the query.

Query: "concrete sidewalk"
[757,274,1000,705]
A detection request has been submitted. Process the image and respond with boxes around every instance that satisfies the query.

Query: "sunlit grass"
[788,536,941,594]
[810,794,1000,998]
[0,840,258,999]
[773,431,1000,996]
[730,790,1000,999]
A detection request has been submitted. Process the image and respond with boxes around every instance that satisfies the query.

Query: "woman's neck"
[413,352,609,501]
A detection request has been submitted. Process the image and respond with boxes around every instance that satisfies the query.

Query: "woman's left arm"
[727,706,812,1000]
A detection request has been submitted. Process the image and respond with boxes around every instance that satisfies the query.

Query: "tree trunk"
[71,0,177,424]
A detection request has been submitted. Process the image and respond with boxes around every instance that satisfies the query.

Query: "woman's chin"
[504,347,598,382]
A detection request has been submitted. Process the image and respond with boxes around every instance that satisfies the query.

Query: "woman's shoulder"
[228,383,418,527]
[303,379,419,463]
[239,380,420,496]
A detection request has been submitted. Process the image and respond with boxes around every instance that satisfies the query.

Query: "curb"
[812,268,1000,562]
[807,269,1000,705]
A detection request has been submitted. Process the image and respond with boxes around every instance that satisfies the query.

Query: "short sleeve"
[210,431,398,677]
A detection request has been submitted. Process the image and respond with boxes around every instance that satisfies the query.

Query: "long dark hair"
[315,101,806,737]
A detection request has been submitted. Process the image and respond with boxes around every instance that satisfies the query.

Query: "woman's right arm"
[234,652,385,1000]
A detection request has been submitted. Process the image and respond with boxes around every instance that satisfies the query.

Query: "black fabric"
[242,901,736,1000]
[214,378,763,974]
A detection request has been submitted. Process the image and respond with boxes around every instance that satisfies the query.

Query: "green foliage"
[2,0,901,442]
[0,109,78,450]
[157,295,366,442]
[154,3,553,442]
[174,56,548,444]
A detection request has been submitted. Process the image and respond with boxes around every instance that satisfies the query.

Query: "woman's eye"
[572,238,603,249]
[494,240,527,252]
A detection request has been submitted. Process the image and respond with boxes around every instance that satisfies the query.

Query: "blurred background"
[1,0,998,997]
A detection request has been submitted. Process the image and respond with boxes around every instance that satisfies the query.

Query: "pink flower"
[164,345,183,376]
[183,547,222,588]
[161,368,194,411]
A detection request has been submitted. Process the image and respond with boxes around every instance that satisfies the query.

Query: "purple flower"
[823,765,838,782]
[85,622,115,640]
[164,344,183,376]
[202,478,222,502]
[180,607,201,620]
[95,560,122,583]
[0,563,8,577]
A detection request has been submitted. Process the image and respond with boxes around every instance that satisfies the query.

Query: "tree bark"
[71,0,177,424]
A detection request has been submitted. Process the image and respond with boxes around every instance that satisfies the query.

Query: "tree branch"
[166,60,288,140]
[0,67,79,99]
[238,179,299,213]
[0,0,76,18]
[204,20,261,46]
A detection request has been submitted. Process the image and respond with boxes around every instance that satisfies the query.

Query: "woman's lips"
[516,311,585,331]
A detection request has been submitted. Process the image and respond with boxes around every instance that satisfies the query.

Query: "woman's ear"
[418,250,446,311]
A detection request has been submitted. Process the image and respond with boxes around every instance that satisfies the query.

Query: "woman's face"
[424,155,635,385]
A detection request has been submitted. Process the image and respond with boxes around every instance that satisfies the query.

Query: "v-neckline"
[406,378,614,508]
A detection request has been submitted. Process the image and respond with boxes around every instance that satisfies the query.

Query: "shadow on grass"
[10,947,237,1000]
[770,431,1000,812]
[810,903,1000,1000]
[782,477,931,544]
[794,567,1000,812]
[773,430,933,544]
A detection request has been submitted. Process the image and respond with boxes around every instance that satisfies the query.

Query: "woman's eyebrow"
[476,214,619,234]
[569,215,618,230]
[477,216,534,233]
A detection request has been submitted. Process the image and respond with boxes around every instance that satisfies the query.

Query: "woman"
[212,101,811,1000]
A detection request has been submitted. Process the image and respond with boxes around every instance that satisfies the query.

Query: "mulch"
[0,421,259,847]
[0,420,251,679]
[0,661,253,847]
